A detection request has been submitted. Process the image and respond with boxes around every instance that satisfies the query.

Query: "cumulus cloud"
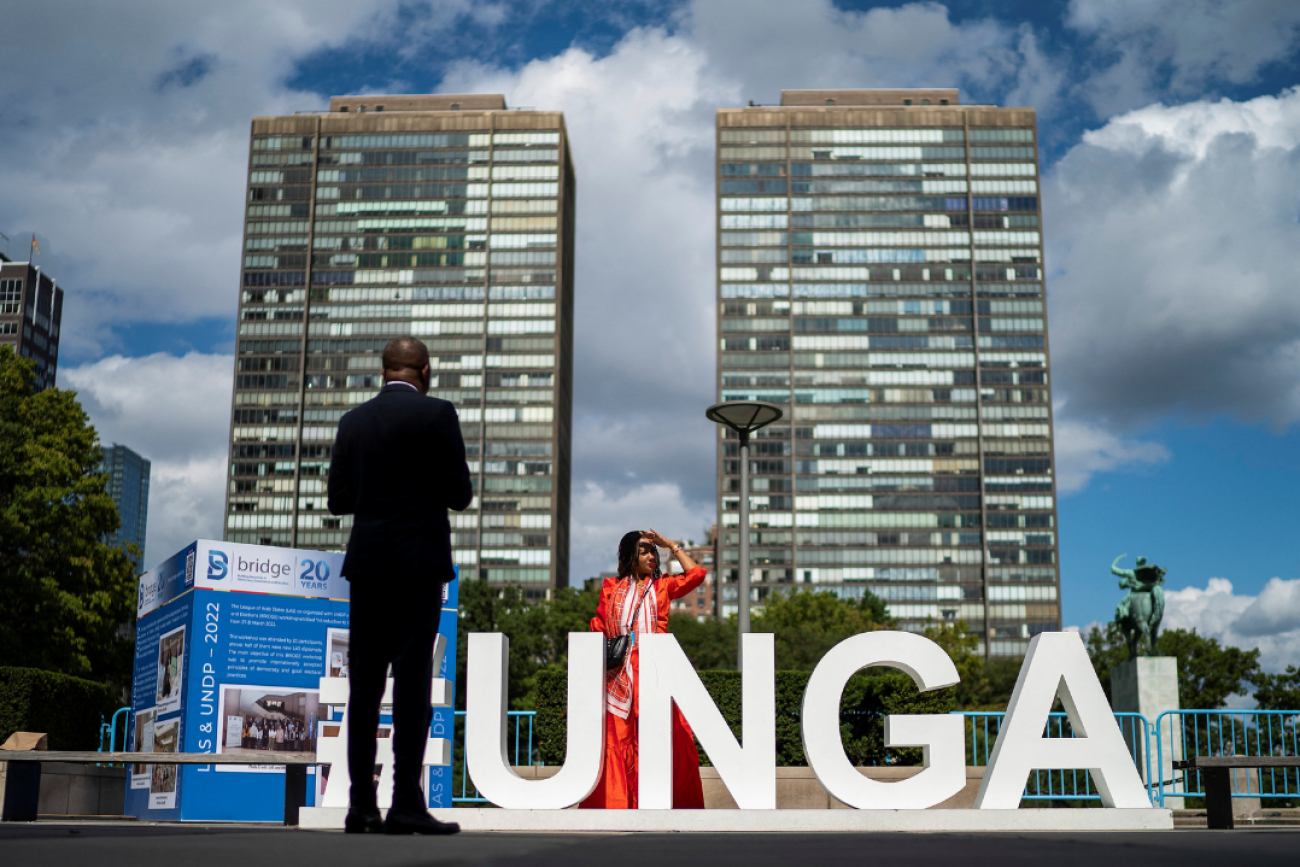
[61,353,234,568]
[688,0,1047,105]
[1045,88,1300,431]
[569,481,716,581]
[1051,410,1170,492]
[1067,0,1300,115]
[0,0,489,359]
[21,1,1300,581]
[1164,576,1300,672]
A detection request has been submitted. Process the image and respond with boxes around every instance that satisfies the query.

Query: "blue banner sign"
[126,540,457,821]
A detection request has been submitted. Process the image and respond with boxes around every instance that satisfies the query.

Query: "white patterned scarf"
[604,576,657,719]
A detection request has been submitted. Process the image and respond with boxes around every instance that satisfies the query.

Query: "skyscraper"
[100,443,151,572]
[224,94,575,597]
[0,252,64,391]
[715,89,1058,657]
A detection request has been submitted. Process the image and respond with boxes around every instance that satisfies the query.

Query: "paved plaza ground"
[1,822,1298,867]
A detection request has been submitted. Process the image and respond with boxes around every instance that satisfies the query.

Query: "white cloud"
[26,2,1300,583]
[1051,410,1169,493]
[689,0,1049,106]
[0,0,485,359]
[1067,0,1300,115]
[1045,88,1300,430]
[1164,576,1300,672]
[569,480,716,582]
[61,352,234,568]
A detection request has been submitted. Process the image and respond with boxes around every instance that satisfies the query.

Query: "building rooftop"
[780,89,959,107]
[327,94,508,113]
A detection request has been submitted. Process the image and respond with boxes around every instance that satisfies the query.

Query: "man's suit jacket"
[327,382,473,590]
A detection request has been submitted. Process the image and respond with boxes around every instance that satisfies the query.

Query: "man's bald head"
[382,337,431,393]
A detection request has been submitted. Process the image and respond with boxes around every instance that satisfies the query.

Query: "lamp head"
[705,400,784,434]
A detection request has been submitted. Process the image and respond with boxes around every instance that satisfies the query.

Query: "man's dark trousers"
[346,578,442,813]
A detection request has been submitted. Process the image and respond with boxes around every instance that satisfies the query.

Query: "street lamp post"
[705,400,783,670]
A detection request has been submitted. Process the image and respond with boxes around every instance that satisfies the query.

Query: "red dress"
[580,566,707,809]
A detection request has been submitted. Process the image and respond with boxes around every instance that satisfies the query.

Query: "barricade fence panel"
[1155,710,1300,807]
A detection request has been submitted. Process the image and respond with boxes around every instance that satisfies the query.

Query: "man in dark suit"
[328,337,473,835]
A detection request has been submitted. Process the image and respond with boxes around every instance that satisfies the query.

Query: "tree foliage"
[1157,627,1261,710]
[454,577,600,710]
[751,588,893,671]
[1253,666,1300,711]
[1084,621,1262,709]
[672,587,895,672]
[459,578,1030,713]
[669,614,736,670]
[1083,621,1131,702]
[0,347,138,689]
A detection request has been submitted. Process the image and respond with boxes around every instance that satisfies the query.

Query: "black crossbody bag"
[605,579,653,671]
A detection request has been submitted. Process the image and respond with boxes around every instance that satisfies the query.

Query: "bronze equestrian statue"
[1112,554,1167,659]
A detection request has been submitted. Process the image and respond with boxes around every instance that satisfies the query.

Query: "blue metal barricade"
[1155,709,1300,807]
[453,710,537,804]
[956,711,1156,804]
[98,706,132,753]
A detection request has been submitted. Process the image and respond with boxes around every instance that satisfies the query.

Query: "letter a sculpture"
[1111,554,1166,660]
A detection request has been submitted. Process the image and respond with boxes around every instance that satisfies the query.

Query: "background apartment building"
[0,253,63,391]
[100,443,151,573]
[666,528,719,620]
[224,94,575,597]
[715,89,1059,657]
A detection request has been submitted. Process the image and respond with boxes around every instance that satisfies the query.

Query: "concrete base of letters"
[299,805,1173,832]
[506,765,987,810]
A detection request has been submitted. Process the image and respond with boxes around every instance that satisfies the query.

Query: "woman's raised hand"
[643,529,673,549]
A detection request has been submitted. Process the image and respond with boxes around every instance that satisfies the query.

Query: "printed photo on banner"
[131,709,156,789]
[326,628,349,678]
[316,719,391,805]
[155,625,186,714]
[149,719,179,809]
[215,685,321,773]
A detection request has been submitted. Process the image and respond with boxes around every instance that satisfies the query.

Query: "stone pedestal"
[1112,657,1181,807]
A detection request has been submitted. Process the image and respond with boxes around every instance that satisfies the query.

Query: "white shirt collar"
[386,380,419,391]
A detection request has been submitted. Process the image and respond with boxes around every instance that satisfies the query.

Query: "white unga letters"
[803,631,965,809]
[638,632,776,809]
[456,630,1155,812]
[465,631,605,809]
[974,631,1151,809]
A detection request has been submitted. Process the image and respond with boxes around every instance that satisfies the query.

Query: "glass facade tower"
[100,443,151,573]
[224,94,575,597]
[715,90,1059,657]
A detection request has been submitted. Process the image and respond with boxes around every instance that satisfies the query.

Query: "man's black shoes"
[383,808,461,835]
[344,807,384,834]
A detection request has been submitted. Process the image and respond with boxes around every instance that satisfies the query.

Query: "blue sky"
[6,0,1300,668]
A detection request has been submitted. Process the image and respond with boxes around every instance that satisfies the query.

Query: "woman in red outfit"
[580,529,707,809]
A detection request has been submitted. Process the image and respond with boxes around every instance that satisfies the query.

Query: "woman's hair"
[617,530,660,580]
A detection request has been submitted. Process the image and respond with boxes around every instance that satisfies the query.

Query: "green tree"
[1156,628,1260,710]
[1083,621,1130,702]
[1253,666,1300,711]
[668,614,736,670]
[454,577,600,710]
[750,587,894,671]
[1084,621,1261,709]
[0,346,138,688]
